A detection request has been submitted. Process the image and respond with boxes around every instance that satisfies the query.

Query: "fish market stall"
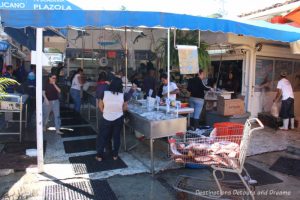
[126,101,187,174]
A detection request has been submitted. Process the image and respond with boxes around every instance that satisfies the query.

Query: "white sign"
[31,51,50,66]
[177,45,199,74]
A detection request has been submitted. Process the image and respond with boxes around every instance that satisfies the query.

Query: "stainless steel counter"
[0,94,29,142]
[126,103,187,174]
[127,104,187,139]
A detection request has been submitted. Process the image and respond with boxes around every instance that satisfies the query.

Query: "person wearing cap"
[274,71,295,130]
[43,73,63,134]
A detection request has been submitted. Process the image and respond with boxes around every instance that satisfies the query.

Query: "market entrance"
[211,60,243,98]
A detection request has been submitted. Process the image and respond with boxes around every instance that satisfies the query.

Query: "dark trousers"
[96,116,124,157]
[280,97,294,119]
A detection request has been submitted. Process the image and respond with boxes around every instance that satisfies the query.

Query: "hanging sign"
[0,0,79,10]
[177,45,199,74]
[107,51,116,58]
[0,41,10,52]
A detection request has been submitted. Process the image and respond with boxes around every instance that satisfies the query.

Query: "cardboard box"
[217,96,245,116]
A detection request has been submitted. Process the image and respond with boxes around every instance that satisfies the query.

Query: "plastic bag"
[270,102,280,118]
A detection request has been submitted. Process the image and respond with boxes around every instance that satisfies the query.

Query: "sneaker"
[56,130,64,135]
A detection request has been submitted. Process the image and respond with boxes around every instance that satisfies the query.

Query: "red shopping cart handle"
[176,132,185,136]
[168,138,176,143]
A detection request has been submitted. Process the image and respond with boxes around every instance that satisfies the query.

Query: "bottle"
[166,98,170,113]
[156,96,160,111]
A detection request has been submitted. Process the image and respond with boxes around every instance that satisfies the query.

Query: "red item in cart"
[214,122,244,136]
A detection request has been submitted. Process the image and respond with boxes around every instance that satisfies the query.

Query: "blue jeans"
[189,97,204,120]
[43,99,61,131]
[96,116,124,157]
[70,88,81,112]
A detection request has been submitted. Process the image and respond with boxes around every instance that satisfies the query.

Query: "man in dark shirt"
[13,62,27,84]
[187,69,211,128]
[42,73,63,134]
[223,71,238,98]
[143,68,156,98]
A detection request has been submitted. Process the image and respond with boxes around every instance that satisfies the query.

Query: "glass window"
[273,60,293,90]
[255,59,273,92]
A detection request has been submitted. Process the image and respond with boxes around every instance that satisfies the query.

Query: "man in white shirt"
[160,73,179,101]
[274,71,295,130]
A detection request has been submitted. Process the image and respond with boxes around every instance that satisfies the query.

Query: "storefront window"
[274,60,293,90]
[255,58,300,91]
[255,59,273,92]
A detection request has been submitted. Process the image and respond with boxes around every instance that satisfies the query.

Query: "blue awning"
[1,9,300,42]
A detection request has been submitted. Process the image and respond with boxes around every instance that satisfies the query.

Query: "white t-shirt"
[277,78,294,100]
[162,82,178,101]
[71,74,82,90]
[103,91,124,121]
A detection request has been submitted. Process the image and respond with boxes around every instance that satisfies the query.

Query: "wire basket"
[169,130,247,170]
[171,119,264,200]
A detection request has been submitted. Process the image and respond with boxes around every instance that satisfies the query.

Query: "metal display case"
[0,94,28,142]
[126,103,187,174]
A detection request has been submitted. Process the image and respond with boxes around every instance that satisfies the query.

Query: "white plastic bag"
[270,102,280,118]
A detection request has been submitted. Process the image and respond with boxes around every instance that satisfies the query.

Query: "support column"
[167,28,170,100]
[247,48,256,116]
[36,28,44,173]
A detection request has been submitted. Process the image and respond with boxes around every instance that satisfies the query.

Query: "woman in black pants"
[96,78,135,161]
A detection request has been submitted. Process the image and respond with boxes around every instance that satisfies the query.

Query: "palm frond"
[0,77,19,99]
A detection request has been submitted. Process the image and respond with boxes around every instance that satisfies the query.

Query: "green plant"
[0,77,19,99]
[155,30,211,72]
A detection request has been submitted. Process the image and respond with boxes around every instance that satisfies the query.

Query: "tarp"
[2,1,300,42]
[284,6,300,25]
[4,27,65,50]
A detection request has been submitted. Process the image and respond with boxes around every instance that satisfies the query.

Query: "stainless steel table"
[0,94,28,142]
[126,103,187,175]
[158,106,194,126]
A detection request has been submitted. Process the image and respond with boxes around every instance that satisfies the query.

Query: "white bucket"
[26,149,37,157]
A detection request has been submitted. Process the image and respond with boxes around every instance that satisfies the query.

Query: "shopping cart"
[169,118,264,200]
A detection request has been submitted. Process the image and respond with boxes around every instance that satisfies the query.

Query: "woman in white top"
[70,68,85,112]
[96,77,133,161]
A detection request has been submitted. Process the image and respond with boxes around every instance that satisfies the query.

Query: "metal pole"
[36,28,44,173]
[150,138,154,175]
[167,28,170,100]
[125,27,128,88]
[81,29,84,69]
